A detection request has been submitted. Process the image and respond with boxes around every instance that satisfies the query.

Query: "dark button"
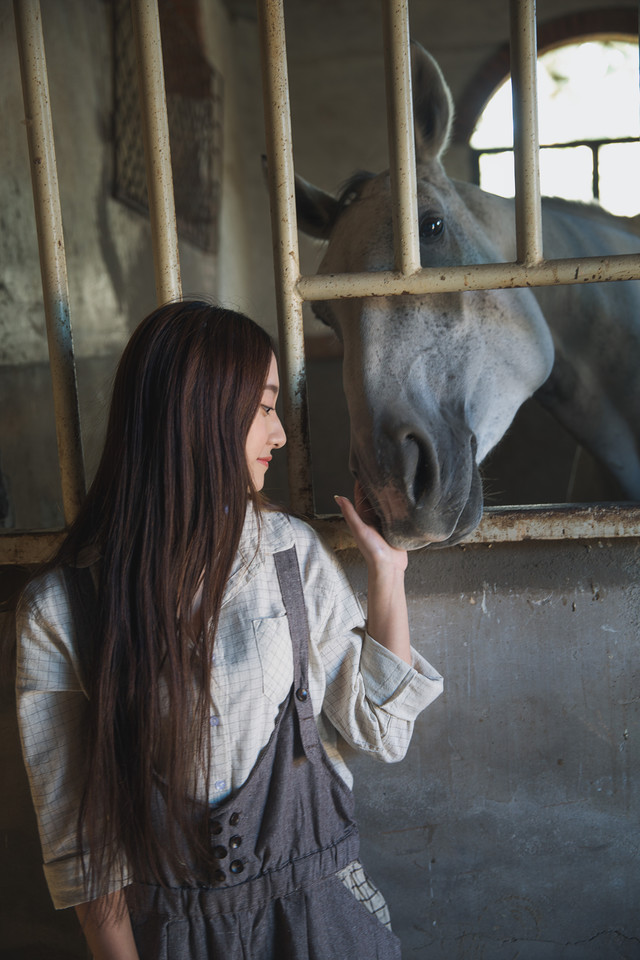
[229,835,242,849]
[209,820,222,835]
[213,869,226,883]
[296,687,309,702]
[230,859,244,875]
[229,812,241,826]
[213,845,227,859]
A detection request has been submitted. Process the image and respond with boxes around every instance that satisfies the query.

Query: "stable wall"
[346,538,640,959]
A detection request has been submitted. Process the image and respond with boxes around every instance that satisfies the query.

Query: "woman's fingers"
[334,492,408,572]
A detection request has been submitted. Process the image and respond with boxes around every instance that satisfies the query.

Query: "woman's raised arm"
[334,486,411,665]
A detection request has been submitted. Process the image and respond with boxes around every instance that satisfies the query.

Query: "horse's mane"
[542,195,640,236]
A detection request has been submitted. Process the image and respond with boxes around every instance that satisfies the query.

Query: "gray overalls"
[125,546,402,959]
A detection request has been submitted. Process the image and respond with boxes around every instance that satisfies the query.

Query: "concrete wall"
[345,537,640,959]
[1,1,639,958]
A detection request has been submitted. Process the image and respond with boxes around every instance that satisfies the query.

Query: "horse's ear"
[262,156,338,239]
[294,173,340,239]
[410,42,454,163]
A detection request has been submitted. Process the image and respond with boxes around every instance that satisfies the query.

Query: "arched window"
[470,38,640,216]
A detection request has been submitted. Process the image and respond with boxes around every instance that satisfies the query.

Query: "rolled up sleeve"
[359,632,443,720]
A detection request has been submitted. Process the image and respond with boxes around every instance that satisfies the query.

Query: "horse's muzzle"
[358,420,484,549]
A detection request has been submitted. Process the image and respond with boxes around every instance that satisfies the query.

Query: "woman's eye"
[262,405,274,415]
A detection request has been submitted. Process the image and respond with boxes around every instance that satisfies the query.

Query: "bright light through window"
[599,141,640,215]
[540,145,593,203]
[470,40,640,216]
[478,151,514,196]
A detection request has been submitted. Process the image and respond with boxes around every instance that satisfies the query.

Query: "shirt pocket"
[252,614,294,706]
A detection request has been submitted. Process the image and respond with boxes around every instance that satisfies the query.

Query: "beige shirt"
[16,507,443,909]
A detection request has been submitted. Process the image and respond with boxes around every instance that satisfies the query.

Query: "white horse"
[295,43,640,549]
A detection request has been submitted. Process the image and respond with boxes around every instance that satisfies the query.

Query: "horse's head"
[296,44,554,548]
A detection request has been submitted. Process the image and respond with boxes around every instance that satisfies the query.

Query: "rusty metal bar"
[257,0,313,515]
[312,503,640,552]
[297,251,640,300]
[382,0,421,275]
[13,0,85,525]
[0,530,66,566]
[510,0,543,264]
[5,498,640,565]
[130,0,181,304]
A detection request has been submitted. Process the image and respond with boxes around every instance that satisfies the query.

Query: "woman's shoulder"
[260,509,345,595]
[261,508,328,556]
[19,544,100,617]
[15,569,75,667]
[19,567,67,617]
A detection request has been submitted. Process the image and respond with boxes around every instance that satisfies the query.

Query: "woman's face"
[245,353,286,491]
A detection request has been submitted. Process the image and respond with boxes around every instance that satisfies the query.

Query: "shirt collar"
[222,504,294,606]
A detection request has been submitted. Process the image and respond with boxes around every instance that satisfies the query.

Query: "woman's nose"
[271,414,286,448]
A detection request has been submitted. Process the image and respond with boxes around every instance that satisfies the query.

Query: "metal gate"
[2,0,640,565]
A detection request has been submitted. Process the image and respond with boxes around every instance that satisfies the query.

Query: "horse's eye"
[419,214,445,242]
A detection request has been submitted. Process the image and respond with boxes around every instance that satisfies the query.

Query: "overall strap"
[273,545,320,761]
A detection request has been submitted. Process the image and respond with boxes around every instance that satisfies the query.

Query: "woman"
[16,300,443,959]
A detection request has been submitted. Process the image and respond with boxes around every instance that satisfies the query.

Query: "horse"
[294,42,640,549]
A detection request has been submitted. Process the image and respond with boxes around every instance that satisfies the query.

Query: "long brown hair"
[55,299,274,899]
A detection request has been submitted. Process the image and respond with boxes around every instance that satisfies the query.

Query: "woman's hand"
[334,481,407,574]
[335,482,411,665]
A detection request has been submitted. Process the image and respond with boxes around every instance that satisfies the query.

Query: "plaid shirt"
[16,507,443,910]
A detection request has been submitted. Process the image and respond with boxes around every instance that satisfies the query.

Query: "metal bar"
[130,0,181,304]
[480,135,639,155]
[470,149,481,186]
[257,0,313,515]
[382,0,421,275]
[310,503,640,553]
[592,144,599,201]
[510,0,543,263]
[4,498,640,564]
[13,0,85,525]
[297,251,640,300]
[0,530,66,566]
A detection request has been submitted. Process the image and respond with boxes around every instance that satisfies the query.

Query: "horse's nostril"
[404,433,432,506]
